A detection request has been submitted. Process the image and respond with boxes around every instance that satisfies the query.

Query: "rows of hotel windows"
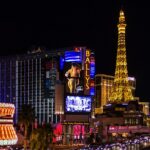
[0,61,16,102]
[95,75,136,109]
[0,55,59,124]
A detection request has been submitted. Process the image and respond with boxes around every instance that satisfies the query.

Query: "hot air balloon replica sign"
[0,103,18,146]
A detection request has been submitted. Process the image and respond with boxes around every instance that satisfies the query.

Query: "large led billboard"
[65,95,92,113]
[65,51,82,62]
[64,62,84,94]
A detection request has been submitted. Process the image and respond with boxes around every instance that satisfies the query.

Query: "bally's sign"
[84,50,90,94]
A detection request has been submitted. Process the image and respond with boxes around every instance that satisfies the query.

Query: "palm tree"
[30,124,54,150]
[29,129,40,150]
[18,104,35,150]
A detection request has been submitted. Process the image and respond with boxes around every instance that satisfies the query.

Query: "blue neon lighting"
[90,63,95,78]
[59,56,64,70]
[65,95,92,113]
[65,51,82,62]
[90,87,95,96]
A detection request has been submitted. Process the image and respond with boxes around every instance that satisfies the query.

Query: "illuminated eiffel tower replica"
[109,10,134,103]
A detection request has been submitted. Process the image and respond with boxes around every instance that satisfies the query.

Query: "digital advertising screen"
[64,62,84,94]
[65,95,92,113]
[64,51,82,62]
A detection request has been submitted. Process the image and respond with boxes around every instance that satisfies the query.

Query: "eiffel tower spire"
[109,10,134,103]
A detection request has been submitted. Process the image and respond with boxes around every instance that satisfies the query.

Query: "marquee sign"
[84,50,90,95]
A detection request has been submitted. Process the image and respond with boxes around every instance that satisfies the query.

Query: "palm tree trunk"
[24,125,28,150]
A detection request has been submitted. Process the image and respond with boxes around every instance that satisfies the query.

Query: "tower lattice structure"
[109,10,134,103]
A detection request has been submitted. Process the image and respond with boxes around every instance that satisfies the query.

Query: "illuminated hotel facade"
[54,47,95,144]
[95,74,114,108]
[93,10,150,141]
[95,74,136,113]
[0,47,95,125]
[0,48,62,124]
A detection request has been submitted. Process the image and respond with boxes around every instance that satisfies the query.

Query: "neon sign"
[0,103,18,145]
[65,51,82,62]
[90,54,95,95]
[84,50,90,94]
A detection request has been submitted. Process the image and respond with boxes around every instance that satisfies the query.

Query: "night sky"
[0,1,150,101]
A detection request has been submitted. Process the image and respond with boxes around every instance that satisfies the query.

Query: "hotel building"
[0,47,95,125]
[95,74,136,114]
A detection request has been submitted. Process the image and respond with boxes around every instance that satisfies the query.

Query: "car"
[88,143,99,150]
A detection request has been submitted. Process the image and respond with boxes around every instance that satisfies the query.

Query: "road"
[49,144,84,150]
[142,146,150,150]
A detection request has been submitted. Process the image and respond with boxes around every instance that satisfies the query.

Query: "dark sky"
[0,1,150,101]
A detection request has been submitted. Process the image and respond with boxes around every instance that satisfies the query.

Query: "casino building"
[54,47,95,144]
[92,9,150,142]
[95,74,136,114]
[0,47,95,126]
